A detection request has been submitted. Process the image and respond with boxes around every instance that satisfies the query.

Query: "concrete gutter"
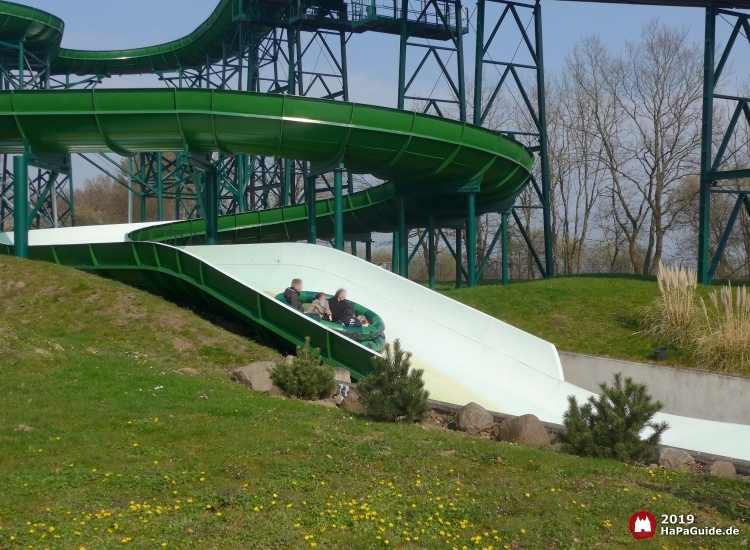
[558,351,750,426]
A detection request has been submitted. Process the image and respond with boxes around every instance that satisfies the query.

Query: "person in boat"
[329,289,352,323]
[339,306,362,328]
[283,279,304,312]
[306,292,333,321]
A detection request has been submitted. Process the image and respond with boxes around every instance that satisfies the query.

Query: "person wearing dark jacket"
[329,288,350,322]
[283,279,304,312]
[339,306,362,328]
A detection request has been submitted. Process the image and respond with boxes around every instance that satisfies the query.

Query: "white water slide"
[4,224,750,462]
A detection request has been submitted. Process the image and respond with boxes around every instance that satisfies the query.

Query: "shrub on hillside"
[694,284,750,373]
[358,339,430,423]
[270,337,336,400]
[559,373,669,463]
[637,262,698,345]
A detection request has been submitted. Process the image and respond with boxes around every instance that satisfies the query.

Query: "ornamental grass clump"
[358,339,430,423]
[270,337,336,400]
[559,373,668,463]
[693,283,750,373]
[638,262,698,346]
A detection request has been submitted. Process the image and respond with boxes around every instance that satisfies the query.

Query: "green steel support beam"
[398,195,407,277]
[501,211,509,286]
[13,154,28,258]
[306,174,316,243]
[365,240,372,263]
[535,0,554,278]
[698,0,716,285]
[334,168,344,250]
[467,192,476,287]
[18,39,23,90]
[455,227,463,289]
[457,0,467,123]
[282,158,290,206]
[205,166,219,245]
[473,0,485,127]
[156,152,163,221]
[397,0,408,110]
[68,169,75,226]
[392,231,399,273]
[428,214,435,290]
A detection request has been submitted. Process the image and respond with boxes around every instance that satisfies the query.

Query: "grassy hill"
[439,275,701,368]
[1,257,748,549]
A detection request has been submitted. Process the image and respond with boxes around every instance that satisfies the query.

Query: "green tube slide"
[0,88,533,240]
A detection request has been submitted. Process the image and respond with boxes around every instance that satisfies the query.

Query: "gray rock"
[14,424,34,432]
[338,388,365,414]
[658,447,695,472]
[53,343,64,352]
[284,355,294,365]
[710,460,736,479]
[438,450,456,457]
[491,414,551,448]
[34,348,50,356]
[333,368,351,384]
[457,402,494,434]
[231,361,283,396]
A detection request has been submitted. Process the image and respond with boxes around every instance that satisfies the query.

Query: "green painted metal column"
[392,231,399,273]
[205,167,219,245]
[428,214,436,289]
[13,154,28,258]
[535,0,554,278]
[156,152,164,221]
[473,0,485,126]
[334,168,344,251]
[397,0,408,110]
[398,196,407,277]
[365,240,372,263]
[455,227,463,289]
[501,211,509,286]
[306,174,317,244]
[466,193,476,287]
[698,0,716,285]
[282,159,291,206]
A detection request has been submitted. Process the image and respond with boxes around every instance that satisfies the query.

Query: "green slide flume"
[0,88,533,241]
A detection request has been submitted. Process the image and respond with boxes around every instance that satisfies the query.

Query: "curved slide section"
[0,0,276,76]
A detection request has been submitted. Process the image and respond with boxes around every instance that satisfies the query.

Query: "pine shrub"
[270,337,336,400]
[559,373,669,463]
[358,339,430,423]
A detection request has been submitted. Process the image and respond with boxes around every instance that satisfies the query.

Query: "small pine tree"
[270,337,336,400]
[559,373,669,463]
[358,339,430,423]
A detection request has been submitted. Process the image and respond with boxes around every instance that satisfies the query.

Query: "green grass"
[438,275,713,369]
[1,258,749,549]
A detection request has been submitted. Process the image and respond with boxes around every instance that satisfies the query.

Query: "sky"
[18,0,750,182]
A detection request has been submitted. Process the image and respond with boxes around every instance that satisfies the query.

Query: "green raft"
[275,291,386,352]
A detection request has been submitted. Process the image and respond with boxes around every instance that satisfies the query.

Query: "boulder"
[457,402,494,434]
[231,361,283,396]
[14,424,34,432]
[658,447,695,472]
[333,368,351,384]
[34,348,50,357]
[178,368,200,376]
[491,414,550,448]
[338,388,365,414]
[709,460,736,479]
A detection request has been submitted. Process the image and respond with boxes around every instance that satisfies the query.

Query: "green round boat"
[276,291,386,352]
